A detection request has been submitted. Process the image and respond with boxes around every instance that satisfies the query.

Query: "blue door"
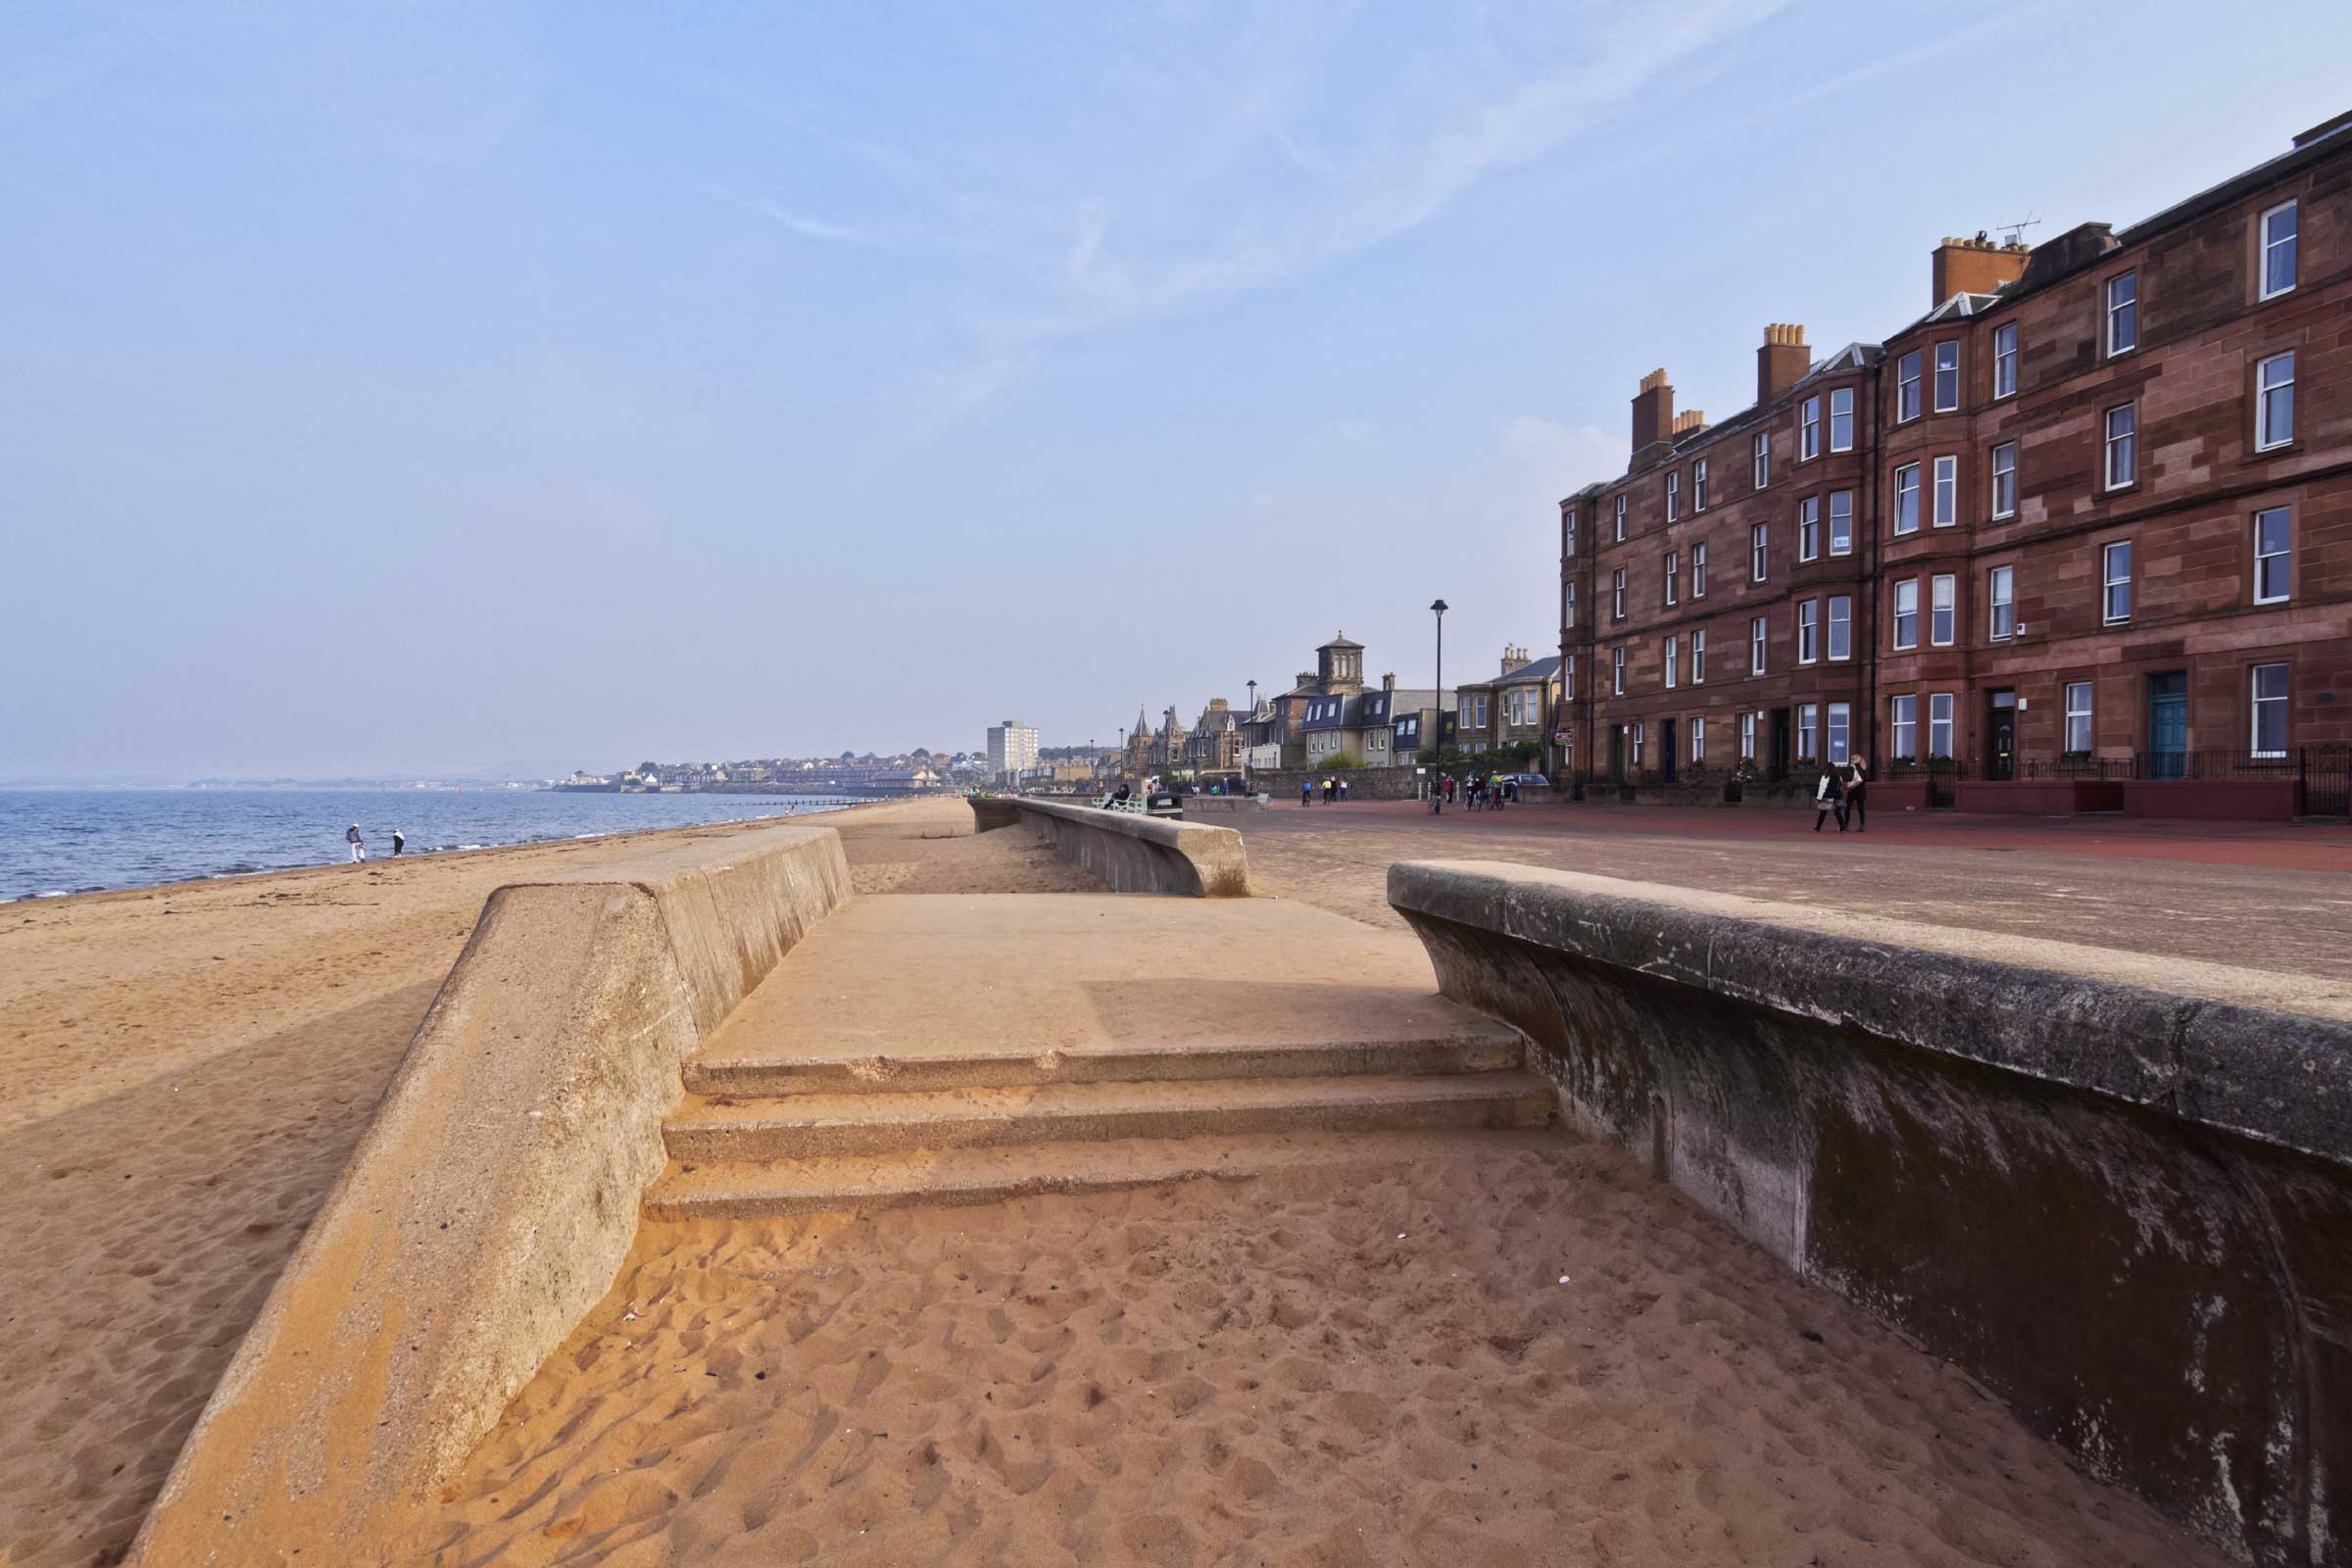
[2147,673,2188,779]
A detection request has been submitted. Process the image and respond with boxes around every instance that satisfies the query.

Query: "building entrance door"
[2147,673,2188,779]
[1770,709,1791,780]
[1609,725,1625,783]
[1660,718,1679,784]
[1985,690,2017,780]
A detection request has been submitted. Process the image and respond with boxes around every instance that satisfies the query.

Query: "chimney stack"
[1631,368,1674,466]
[1931,233,2030,309]
[1672,409,1708,436]
[1383,671,1396,693]
[1501,644,1530,674]
[1757,322,1809,406]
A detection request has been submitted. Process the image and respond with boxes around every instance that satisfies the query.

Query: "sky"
[5,2,2348,780]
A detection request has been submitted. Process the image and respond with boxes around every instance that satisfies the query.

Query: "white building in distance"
[986,719,1040,781]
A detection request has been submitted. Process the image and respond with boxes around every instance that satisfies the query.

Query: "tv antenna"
[1992,210,2041,248]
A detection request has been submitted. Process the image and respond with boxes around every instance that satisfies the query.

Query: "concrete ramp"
[644,895,1545,1217]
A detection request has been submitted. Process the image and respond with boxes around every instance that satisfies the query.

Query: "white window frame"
[1612,567,1626,620]
[1891,694,1918,761]
[1614,493,1628,542]
[1933,341,1959,414]
[1933,455,1957,527]
[1797,703,1817,760]
[2251,662,2288,758]
[1892,578,1919,651]
[1930,692,1955,760]
[1752,430,1770,489]
[2260,200,2298,301]
[1798,496,1820,563]
[1797,600,1819,664]
[2102,540,2132,625]
[1693,457,1709,512]
[1666,470,1680,522]
[1828,595,1851,662]
[1799,396,1821,462]
[2256,351,2295,452]
[1829,490,1853,558]
[1665,634,1680,690]
[2065,681,2093,754]
[1893,463,1920,535]
[1930,573,1955,647]
[1991,441,2017,519]
[2104,404,2135,491]
[1563,511,1577,557]
[1664,550,1680,607]
[1691,717,1705,763]
[1749,615,1767,676]
[1611,646,1625,696]
[1896,350,1921,422]
[1830,386,1854,453]
[1740,710,1757,760]
[1690,628,1706,683]
[1750,522,1768,583]
[2106,270,2137,357]
[1690,542,1707,598]
[1993,321,2017,400]
[1988,564,2015,640]
[1564,581,1576,630]
[1827,702,1850,764]
[2254,506,2291,606]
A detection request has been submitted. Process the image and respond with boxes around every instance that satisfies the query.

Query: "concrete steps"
[662,1071,1550,1163]
[643,1128,1565,1220]
[682,1029,1526,1098]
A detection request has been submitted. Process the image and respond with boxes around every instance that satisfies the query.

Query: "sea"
[0,788,862,903]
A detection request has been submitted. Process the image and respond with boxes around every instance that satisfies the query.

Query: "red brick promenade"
[1228,799,2352,1005]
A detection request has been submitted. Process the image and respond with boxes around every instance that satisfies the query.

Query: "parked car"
[1505,772,1551,789]
[1145,792,1183,817]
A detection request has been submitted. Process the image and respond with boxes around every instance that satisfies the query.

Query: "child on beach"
[346,824,367,862]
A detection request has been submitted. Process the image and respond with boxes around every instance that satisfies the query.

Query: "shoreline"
[0,791,883,905]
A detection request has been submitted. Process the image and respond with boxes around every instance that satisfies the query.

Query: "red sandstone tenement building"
[1558,109,2352,816]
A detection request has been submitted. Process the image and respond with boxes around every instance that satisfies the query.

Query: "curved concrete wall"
[1389,860,2352,1568]
[1010,799,1250,896]
[131,824,853,1565]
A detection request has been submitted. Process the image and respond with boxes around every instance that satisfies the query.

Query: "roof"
[1318,631,1364,651]
[1458,656,1562,691]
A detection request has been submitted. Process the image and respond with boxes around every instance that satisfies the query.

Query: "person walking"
[1338,777,1349,804]
[1843,757,1870,833]
[346,823,367,862]
[1812,766,1844,833]
[391,829,406,857]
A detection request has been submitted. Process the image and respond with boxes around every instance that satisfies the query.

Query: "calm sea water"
[0,788,861,902]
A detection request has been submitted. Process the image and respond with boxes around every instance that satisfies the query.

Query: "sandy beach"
[381,1135,2221,1568]
[1,797,2247,1566]
[0,799,1041,1568]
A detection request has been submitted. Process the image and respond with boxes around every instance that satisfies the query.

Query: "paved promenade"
[1233,801,2352,1008]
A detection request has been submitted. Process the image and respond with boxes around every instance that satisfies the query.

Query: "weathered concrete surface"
[967,797,1024,834]
[1180,795,1267,815]
[1389,859,2352,1568]
[130,824,852,1566]
[1013,798,1250,895]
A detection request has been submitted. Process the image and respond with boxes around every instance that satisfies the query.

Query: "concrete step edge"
[682,1033,1527,1095]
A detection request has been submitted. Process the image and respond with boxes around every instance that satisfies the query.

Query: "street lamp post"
[1430,600,1449,803]
[1245,679,1258,791]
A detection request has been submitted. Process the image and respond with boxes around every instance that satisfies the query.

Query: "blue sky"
[5,2,2347,778]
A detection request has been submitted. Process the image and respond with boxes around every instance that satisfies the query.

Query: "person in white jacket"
[1812,768,1844,833]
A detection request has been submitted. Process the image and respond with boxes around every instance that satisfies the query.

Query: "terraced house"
[1559,108,2352,817]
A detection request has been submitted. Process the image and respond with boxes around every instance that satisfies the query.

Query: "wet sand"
[383,1135,2223,1568]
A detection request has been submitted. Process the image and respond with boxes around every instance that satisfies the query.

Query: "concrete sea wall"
[1389,859,2352,1568]
[996,799,1250,897]
[131,824,854,1565]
